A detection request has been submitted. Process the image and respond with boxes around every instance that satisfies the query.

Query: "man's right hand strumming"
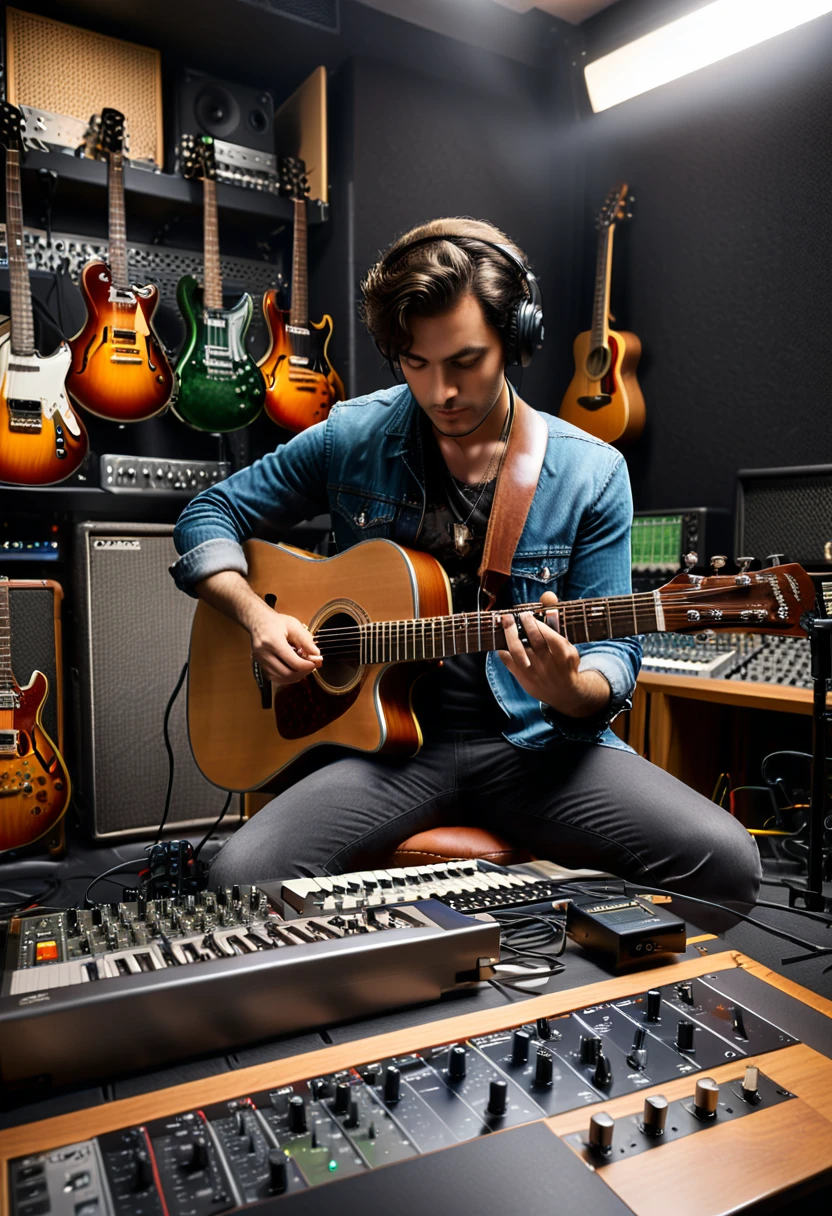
[194,570,322,687]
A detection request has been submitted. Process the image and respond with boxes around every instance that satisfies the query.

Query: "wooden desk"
[614,673,831,796]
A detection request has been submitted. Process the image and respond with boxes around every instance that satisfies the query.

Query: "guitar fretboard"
[289,197,308,328]
[5,150,35,356]
[203,178,223,310]
[590,224,614,353]
[108,153,129,290]
[316,592,662,666]
[0,580,15,695]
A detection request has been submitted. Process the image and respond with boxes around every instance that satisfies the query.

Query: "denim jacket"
[171,384,641,753]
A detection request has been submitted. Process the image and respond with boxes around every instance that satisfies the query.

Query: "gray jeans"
[210,735,761,926]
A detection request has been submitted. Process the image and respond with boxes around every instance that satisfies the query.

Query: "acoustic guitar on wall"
[0,102,88,486]
[0,577,71,853]
[259,157,344,433]
[66,108,174,423]
[559,183,645,446]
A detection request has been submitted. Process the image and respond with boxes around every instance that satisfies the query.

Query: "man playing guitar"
[172,218,760,920]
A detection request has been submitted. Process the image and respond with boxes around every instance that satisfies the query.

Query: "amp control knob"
[534,1047,554,1087]
[580,1034,602,1065]
[641,1094,668,1137]
[288,1095,307,1133]
[645,989,662,1022]
[592,1052,613,1089]
[487,1079,508,1117]
[677,982,694,1006]
[676,1019,696,1053]
[588,1111,614,1154]
[693,1077,719,1120]
[267,1150,288,1195]
[448,1045,467,1080]
[627,1027,648,1071]
[334,1081,350,1114]
[512,1029,531,1065]
[384,1065,401,1103]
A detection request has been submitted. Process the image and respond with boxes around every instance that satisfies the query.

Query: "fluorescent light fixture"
[584,0,832,113]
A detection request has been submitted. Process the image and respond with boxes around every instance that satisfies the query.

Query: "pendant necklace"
[448,399,513,557]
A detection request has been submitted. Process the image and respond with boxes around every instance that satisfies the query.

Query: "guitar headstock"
[0,102,24,155]
[278,156,309,202]
[180,133,217,182]
[595,182,631,230]
[657,562,816,637]
[89,108,128,160]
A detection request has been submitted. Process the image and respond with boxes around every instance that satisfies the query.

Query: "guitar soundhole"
[316,611,361,692]
[585,345,611,379]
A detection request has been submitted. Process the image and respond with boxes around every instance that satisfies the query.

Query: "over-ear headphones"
[378,233,544,368]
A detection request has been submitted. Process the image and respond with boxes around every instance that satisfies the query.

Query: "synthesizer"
[0,886,499,1089]
[4,952,830,1216]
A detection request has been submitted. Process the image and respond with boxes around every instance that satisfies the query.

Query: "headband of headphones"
[380,233,542,310]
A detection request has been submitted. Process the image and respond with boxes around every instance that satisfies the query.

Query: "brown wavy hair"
[360,217,530,363]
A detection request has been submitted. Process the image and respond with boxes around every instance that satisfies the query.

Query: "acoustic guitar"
[559,183,645,446]
[173,135,264,433]
[0,102,88,486]
[0,578,71,853]
[66,108,174,423]
[259,157,344,433]
[187,540,815,792]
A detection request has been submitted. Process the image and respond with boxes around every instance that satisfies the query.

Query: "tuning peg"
[710,555,727,574]
[626,212,633,219]
[736,556,755,574]
[682,552,698,572]
[765,553,785,567]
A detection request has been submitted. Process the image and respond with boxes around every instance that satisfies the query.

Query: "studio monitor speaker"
[177,70,275,154]
[735,464,832,573]
[73,523,230,840]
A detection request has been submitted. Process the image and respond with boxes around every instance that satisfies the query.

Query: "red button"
[35,940,59,963]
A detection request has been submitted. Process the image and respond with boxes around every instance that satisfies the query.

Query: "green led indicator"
[328,1160,338,1172]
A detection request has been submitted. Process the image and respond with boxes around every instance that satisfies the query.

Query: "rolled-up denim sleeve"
[170,420,330,595]
[541,453,642,739]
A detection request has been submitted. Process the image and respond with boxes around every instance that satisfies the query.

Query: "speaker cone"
[194,85,240,139]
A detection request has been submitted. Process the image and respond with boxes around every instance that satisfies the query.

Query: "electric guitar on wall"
[0,102,88,486]
[173,134,264,433]
[259,156,344,433]
[559,183,645,446]
[187,540,815,792]
[66,107,174,423]
[0,578,71,853]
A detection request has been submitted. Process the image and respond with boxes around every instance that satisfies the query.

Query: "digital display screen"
[631,514,683,571]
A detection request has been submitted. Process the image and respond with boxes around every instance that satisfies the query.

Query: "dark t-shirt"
[414,416,505,737]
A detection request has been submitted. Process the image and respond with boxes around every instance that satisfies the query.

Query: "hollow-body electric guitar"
[0,579,71,853]
[559,183,645,445]
[173,135,264,433]
[0,103,88,486]
[187,540,815,792]
[259,157,344,433]
[66,108,174,423]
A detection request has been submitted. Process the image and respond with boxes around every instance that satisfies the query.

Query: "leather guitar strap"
[478,390,549,609]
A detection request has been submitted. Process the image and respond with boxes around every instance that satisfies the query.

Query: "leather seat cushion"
[389,826,532,868]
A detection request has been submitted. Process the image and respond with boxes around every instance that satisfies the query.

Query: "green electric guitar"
[173,135,264,432]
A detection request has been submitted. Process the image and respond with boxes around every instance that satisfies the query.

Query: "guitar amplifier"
[736,464,832,574]
[4,580,65,855]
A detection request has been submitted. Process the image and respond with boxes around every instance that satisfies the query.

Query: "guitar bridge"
[576,394,612,410]
[7,399,42,432]
[0,729,20,753]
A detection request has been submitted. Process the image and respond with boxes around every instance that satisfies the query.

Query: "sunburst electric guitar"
[259,157,344,433]
[560,182,645,445]
[187,541,815,792]
[0,102,88,486]
[173,135,264,433]
[0,578,71,853]
[66,108,174,422]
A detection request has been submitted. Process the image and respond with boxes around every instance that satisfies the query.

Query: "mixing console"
[4,972,801,1214]
[0,888,500,1089]
[640,632,814,688]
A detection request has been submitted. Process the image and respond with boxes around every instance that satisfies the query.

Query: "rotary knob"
[676,1019,696,1053]
[512,1028,531,1065]
[642,1094,668,1136]
[177,1139,208,1173]
[677,982,694,1006]
[592,1052,613,1089]
[580,1034,602,1065]
[588,1111,614,1154]
[741,1064,761,1104]
[133,1149,153,1191]
[534,1047,554,1087]
[536,1017,552,1040]
[334,1081,351,1114]
[384,1065,401,1103]
[487,1079,508,1117]
[448,1045,467,1080]
[645,989,662,1022]
[627,1027,648,1071]
[693,1077,719,1119]
[288,1095,307,1133]
[267,1150,288,1195]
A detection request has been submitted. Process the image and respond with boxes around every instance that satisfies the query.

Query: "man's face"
[397,291,506,436]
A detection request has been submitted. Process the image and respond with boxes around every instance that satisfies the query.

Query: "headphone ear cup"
[514,300,545,368]
[504,305,521,366]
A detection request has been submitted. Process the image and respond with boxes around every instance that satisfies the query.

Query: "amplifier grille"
[6,7,163,164]
[237,0,339,31]
[738,469,832,567]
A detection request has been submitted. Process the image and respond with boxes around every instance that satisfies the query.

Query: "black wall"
[574,0,832,516]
